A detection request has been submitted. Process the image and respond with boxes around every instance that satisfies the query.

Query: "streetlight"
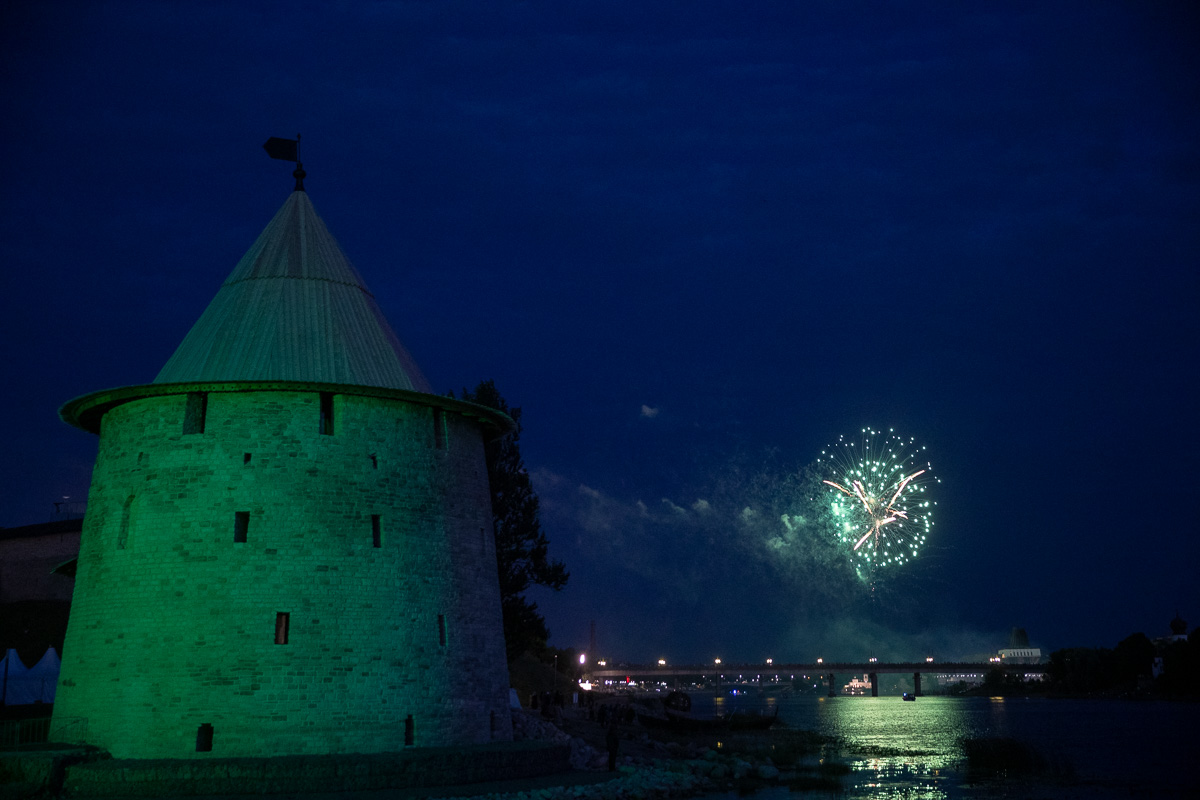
[766,658,773,665]
[657,658,666,666]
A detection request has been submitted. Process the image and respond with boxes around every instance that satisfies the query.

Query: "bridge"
[587,661,1047,697]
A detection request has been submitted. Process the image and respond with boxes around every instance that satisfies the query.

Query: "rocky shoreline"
[0,708,817,799]
[499,707,810,800]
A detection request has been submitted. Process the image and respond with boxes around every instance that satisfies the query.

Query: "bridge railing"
[587,661,1047,679]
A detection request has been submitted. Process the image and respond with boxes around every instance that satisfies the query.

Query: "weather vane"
[263,134,305,191]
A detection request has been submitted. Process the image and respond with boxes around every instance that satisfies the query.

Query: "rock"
[755,764,780,780]
[568,736,602,771]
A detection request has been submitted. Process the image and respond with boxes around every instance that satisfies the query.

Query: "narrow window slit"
[275,612,290,645]
[319,392,334,435]
[433,408,446,450]
[183,392,208,434]
[372,515,382,548]
[243,453,252,465]
[404,715,414,746]
[118,495,135,551]
[234,511,249,543]
[196,723,214,752]
[437,613,446,647]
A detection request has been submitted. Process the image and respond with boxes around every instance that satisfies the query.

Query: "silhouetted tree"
[1048,647,1117,694]
[1113,632,1155,689]
[982,667,1008,692]
[1155,629,1200,698]
[0,600,70,664]
[460,380,569,664]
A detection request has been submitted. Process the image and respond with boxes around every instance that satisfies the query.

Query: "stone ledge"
[61,742,569,797]
[0,746,105,797]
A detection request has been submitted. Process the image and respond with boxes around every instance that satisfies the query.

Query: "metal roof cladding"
[154,188,432,393]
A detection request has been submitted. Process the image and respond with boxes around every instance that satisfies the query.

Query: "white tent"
[25,647,61,703]
[1,647,59,705]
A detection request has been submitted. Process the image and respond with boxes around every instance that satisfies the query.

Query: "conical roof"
[154,190,432,393]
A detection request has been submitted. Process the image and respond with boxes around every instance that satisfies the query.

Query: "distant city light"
[657,658,666,666]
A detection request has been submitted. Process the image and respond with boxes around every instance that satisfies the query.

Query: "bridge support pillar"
[827,674,836,697]
[913,672,922,696]
[869,672,878,697]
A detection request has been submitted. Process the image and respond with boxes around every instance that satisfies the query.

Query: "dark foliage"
[460,380,568,663]
[1046,627,1200,698]
[1155,630,1200,698]
[1048,647,1117,693]
[0,600,70,663]
[1113,632,1155,688]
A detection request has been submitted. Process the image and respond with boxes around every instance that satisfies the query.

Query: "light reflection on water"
[688,694,1194,799]
[695,695,986,798]
[805,696,975,799]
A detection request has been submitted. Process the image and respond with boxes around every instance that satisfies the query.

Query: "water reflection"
[815,697,973,798]
[846,755,954,799]
[816,695,973,753]
[693,694,1192,798]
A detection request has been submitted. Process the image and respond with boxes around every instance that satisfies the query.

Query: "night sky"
[4,2,1198,664]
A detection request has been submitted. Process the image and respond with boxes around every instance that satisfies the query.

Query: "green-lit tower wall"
[52,382,513,758]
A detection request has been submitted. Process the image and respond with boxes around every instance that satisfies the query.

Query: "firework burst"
[816,428,938,573]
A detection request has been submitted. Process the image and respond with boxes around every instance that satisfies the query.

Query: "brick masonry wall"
[52,388,513,758]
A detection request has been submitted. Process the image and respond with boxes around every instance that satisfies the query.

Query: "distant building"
[931,670,986,688]
[1159,613,1189,645]
[1151,613,1190,671]
[843,674,871,694]
[998,648,1042,664]
[999,626,1041,664]
[1008,627,1030,649]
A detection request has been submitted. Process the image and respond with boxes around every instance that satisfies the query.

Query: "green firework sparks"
[817,428,939,572]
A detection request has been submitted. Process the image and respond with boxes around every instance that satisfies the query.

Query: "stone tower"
[51,178,514,758]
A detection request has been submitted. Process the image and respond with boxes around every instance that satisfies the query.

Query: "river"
[690,693,1194,798]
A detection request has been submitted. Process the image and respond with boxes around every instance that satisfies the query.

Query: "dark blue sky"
[3,1,1198,662]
